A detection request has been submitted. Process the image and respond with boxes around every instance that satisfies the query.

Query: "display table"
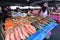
[27,21,58,40]
[4,16,58,40]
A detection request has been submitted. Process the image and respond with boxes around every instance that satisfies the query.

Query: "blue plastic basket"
[27,22,58,40]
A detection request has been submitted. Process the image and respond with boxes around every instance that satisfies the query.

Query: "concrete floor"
[48,24,60,40]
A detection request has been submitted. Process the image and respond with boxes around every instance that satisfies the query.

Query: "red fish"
[10,31,15,40]
[17,27,26,40]
[14,28,20,40]
[21,26,29,38]
[5,31,10,40]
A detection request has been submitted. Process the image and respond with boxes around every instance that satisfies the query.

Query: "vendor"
[7,11,12,18]
[41,2,49,17]
[53,3,60,13]
[12,7,27,17]
[1,6,8,23]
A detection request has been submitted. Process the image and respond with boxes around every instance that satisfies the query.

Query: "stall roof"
[0,0,60,6]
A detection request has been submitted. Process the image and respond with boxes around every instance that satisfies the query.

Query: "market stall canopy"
[30,1,60,7]
[10,6,41,9]
[0,0,60,6]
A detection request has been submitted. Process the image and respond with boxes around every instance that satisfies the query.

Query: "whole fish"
[14,28,20,40]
